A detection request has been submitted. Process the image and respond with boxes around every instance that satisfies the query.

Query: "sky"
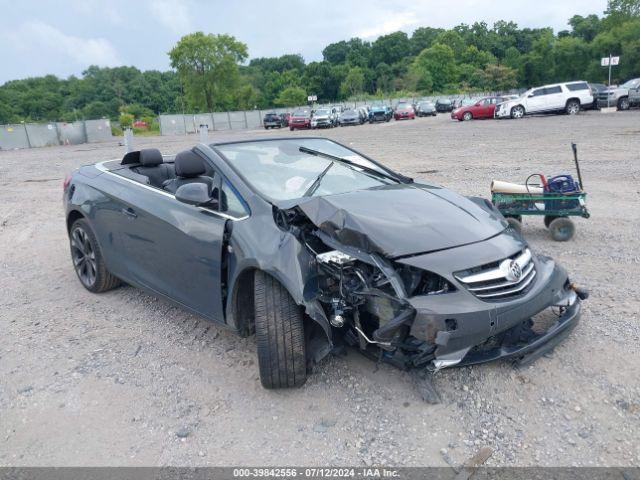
[0,0,608,84]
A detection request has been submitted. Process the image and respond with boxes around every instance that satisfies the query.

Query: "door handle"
[121,207,137,219]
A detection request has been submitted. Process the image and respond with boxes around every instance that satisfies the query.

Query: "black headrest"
[139,148,163,167]
[175,150,206,178]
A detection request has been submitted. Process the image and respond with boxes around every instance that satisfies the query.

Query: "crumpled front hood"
[291,183,507,258]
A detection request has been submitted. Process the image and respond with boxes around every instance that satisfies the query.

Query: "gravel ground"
[1,110,639,467]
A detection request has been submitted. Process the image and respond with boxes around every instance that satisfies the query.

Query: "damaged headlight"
[395,264,455,296]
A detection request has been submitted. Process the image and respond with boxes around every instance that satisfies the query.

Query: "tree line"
[1,0,639,124]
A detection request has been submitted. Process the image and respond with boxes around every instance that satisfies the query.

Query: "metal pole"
[608,53,612,109]
[23,123,32,148]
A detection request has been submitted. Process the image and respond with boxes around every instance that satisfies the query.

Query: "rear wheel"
[254,271,307,389]
[548,217,575,242]
[69,219,120,293]
[566,99,580,115]
[544,215,556,228]
[463,111,473,121]
[618,97,630,111]
[511,105,525,119]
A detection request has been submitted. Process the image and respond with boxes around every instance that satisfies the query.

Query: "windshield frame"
[210,137,409,204]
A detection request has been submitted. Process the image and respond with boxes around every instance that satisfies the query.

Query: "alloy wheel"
[463,112,472,121]
[567,102,580,115]
[70,226,97,287]
[511,106,524,119]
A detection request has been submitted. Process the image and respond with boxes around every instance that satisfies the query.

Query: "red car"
[394,104,416,120]
[289,110,311,131]
[450,96,506,121]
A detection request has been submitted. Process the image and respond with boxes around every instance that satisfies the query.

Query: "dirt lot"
[1,110,639,467]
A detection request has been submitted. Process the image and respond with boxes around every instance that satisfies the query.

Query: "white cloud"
[7,21,121,67]
[355,11,419,39]
[149,0,192,34]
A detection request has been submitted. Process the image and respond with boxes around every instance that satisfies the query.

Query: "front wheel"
[618,97,630,111]
[69,219,120,293]
[511,105,525,119]
[548,217,575,242]
[463,112,473,121]
[289,127,294,131]
[566,100,580,115]
[254,271,307,389]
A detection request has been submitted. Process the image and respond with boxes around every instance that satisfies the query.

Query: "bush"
[111,125,123,136]
[119,113,134,128]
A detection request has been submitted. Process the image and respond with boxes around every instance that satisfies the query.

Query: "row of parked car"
[261,77,640,130]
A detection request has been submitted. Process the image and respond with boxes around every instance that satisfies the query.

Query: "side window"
[220,180,248,218]
[532,88,545,97]
[566,82,588,91]
[545,86,562,94]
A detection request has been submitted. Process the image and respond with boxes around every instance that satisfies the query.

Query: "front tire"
[511,105,525,119]
[254,271,307,389]
[566,100,580,115]
[548,217,575,241]
[69,219,120,293]
[463,111,473,121]
[618,97,630,111]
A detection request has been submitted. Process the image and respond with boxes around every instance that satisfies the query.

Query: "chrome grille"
[455,249,536,300]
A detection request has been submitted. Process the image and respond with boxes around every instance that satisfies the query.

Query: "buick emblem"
[506,260,522,282]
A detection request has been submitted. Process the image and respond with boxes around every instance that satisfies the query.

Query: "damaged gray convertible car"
[64,138,587,390]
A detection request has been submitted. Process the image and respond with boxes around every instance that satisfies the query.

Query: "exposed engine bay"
[274,194,586,375]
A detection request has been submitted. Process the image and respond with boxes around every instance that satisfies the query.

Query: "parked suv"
[597,78,640,110]
[495,81,593,119]
[263,112,283,129]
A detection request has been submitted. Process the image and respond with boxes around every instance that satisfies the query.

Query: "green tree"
[412,44,456,92]
[275,86,307,107]
[340,67,365,98]
[169,32,248,112]
[370,32,411,66]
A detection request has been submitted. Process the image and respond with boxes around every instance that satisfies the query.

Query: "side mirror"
[528,94,534,98]
[175,183,216,208]
[475,102,481,106]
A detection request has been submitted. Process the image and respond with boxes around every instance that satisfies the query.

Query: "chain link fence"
[0,119,112,150]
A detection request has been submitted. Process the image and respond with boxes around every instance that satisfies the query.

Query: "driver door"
[117,177,227,322]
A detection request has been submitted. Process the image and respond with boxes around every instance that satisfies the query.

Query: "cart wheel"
[544,215,556,228]
[548,217,575,241]
[506,217,522,235]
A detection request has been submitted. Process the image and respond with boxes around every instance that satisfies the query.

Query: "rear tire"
[566,100,580,115]
[544,215,556,228]
[548,217,575,242]
[254,271,307,389]
[69,219,120,293]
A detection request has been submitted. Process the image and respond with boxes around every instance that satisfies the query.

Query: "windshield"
[292,111,309,117]
[622,78,640,88]
[314,110,329,116]
[214,139,396,202]
[342,110,357,115]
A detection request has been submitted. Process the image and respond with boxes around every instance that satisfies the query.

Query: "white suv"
[495,81,593,119]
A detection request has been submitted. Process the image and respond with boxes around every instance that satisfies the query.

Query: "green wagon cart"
[492,191,589,241]
[492,143,590,241]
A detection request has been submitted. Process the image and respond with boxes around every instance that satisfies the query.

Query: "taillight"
[63,173,72,191]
